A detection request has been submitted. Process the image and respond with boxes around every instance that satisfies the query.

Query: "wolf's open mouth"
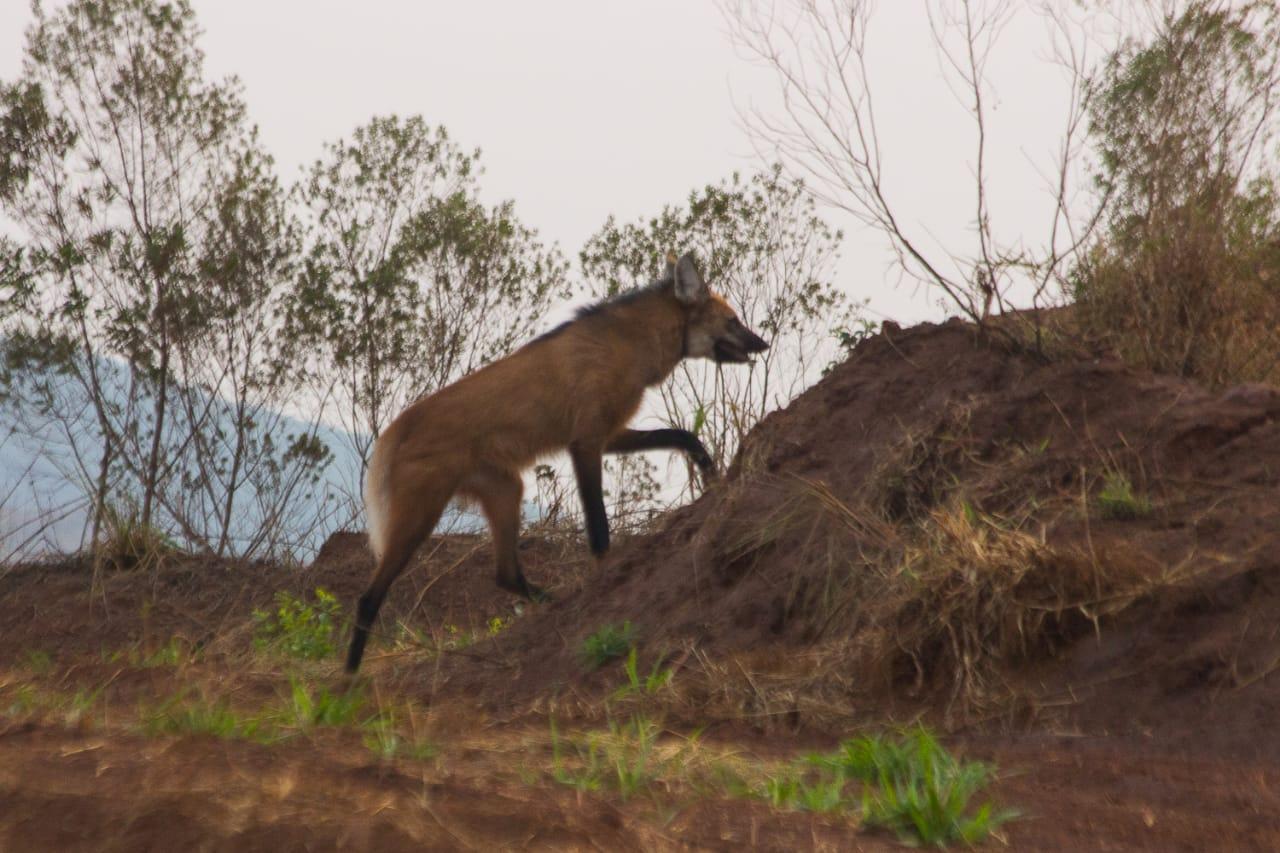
[714,340,751,363]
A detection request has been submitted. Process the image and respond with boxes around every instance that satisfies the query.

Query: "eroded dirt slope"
[429,318,1280,750]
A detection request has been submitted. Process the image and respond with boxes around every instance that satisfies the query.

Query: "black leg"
[570,443,610,556]
[346,588,385,673]
[605,428,716,478]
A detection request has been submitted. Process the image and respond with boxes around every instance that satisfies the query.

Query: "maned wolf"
[347,251,768,672]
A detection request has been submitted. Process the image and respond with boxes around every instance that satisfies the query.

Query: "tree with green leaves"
[289,115,570,478]
[1074,0,1280,385]
[0,0,330,558]
[581,167,854,496]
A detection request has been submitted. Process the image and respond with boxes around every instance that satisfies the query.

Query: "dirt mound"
[425,317,1280,745]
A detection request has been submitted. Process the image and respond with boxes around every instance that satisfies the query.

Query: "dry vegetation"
[635,465,1180,727]
[1072,2,1280,386]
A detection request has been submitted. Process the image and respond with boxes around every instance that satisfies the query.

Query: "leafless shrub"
[723,0,1108,338]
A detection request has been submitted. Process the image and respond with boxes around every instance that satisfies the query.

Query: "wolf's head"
[665,252,769,364]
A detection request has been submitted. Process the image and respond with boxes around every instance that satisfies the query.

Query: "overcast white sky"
[0,1,1094,327]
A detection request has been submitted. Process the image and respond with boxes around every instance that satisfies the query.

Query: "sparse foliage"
[611,647,675,702]
[363,709,438,762]
[145,694,266,741]
[0,0,334,560]
[1073,1,1280,385]
[289,115,570,487]
[97,502,179,572]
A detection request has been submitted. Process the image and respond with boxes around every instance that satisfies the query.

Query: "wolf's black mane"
[530,275,673,345]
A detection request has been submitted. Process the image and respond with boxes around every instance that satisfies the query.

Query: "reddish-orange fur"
[347,254,766,673]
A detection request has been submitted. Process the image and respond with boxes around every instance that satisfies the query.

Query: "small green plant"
[550,714,699,802]
[551,717,606,793]
[362,712,438,762]
[611,647,674,701]
[23,649,53,675]
[129,637,196,668]
[63,686,106,726]
[760,771,847,813]
[144,695,264,741]
[606,715,664,801]
[253,587,342,659]
[553,717,655,799]
[1096,471,1152,520]
[438,623,479,651]
[279,676,368,728]
[761,773,800,808]
[4,685,38,716]
[581,621,637,670]
[811,729,1015,847]
[825,318,880,374]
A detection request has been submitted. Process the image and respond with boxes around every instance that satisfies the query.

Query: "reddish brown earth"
[4,316,1280,850]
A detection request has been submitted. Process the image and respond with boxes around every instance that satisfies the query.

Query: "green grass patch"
[0,682,106,725]
[23,649,53,675]
[760,771,848,813]
[108,636,199,668]
[362,710,438,762]
[1096,471,1152,520]
[803,729,1015,846]
[278,676,369,728]
[143,677,377,742]
[144,695,268,741]
[4,685,38,716]
[62,686,107,726]
[610,647,674,702]
[550,714,699,802]
[727,729,1014,846]
[581,621,637,670]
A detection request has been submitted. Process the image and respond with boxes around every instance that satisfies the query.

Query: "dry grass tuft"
[867,503,1103,715]
[97,507,180,573]
[671,470,1188,723]
[866,406,974,523]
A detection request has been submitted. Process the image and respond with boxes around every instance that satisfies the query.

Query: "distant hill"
[0,352,510,559]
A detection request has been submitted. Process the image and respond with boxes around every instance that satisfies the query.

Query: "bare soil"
[4,315,1280,850]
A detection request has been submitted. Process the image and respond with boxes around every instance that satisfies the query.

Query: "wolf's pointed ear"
[673,253,708,305]
[660,251,678,283]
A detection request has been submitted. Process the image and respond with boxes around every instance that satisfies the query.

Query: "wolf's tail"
[363,435,392,563]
